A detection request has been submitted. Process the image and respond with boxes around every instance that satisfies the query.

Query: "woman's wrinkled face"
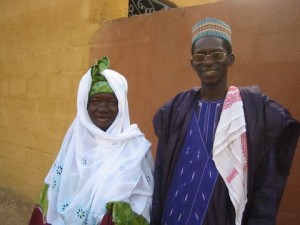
[87,93,119,131]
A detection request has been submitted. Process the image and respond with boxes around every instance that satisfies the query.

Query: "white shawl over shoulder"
[213,86,248,225]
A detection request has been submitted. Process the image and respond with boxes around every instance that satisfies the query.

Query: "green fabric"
[106,201,149,225]
[89,56,114,96]
[35,185,148,224]
[38,184,49,215]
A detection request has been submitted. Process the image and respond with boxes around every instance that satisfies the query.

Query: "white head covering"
[45,69,154,225]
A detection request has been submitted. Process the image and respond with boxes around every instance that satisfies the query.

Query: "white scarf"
[45,69,154,225]
[213,86,248,225]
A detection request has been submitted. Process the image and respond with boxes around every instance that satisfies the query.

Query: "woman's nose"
[97,102,109,112]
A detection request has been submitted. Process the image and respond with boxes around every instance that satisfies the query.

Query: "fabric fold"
[212,86,248,225]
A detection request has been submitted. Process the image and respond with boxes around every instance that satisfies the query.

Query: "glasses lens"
[192,54,206,63]
[211,52,225,61]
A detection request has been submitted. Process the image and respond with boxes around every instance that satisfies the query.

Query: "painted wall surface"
[0,0,128,203]
[90,0,300,224]
[172,0,224,7]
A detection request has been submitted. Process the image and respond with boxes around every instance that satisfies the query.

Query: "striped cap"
[192,17,231,45]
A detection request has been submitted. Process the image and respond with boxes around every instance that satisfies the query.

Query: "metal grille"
[128,0,177,17]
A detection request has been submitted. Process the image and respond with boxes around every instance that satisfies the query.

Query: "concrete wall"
[90,0,300,224]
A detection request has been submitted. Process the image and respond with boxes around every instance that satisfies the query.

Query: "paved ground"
[0,188,32,224]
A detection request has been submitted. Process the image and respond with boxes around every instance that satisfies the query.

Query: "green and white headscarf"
[89,56,114,96]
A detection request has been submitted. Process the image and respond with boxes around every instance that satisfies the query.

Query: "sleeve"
[101,155,153,225]
[245,99,300,225]
[150,90,197,225]
[150,107,167,225]
[103,202,149,225]
[129,149,154,223]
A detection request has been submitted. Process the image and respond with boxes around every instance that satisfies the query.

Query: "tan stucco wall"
[90,0,300,224]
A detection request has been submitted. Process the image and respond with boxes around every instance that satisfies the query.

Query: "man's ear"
[227,53,235,66]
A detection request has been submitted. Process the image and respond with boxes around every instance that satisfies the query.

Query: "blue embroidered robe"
[162,100,223,225]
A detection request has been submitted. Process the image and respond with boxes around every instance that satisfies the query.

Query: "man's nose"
[203,55,214,65]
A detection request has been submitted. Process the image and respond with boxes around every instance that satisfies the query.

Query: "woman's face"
[87,93,119,131]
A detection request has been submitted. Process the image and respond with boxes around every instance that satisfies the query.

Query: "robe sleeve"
[150,89,199,225]
[105,201,149,225]
[150,107,166,225]
[245,99,300,225]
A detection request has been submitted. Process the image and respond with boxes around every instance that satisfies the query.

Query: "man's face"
[191,36,234,87]
[87,93,119,131]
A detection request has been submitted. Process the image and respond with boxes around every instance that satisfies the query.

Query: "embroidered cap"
[192,17,231,45]
[89,56,114,96]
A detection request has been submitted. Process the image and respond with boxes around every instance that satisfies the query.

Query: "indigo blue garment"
[162,100,223,225]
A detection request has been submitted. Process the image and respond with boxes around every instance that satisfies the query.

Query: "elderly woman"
[29,56,154,225]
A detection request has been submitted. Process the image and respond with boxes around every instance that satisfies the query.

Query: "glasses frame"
[191,52,228,64]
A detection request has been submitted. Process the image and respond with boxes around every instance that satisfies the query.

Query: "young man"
[151,17,299,225]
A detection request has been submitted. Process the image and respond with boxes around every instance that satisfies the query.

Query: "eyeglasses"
[191,52,227,64]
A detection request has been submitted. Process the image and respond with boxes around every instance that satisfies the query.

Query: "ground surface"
[0,188,32,224]
[0,187,298,225]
